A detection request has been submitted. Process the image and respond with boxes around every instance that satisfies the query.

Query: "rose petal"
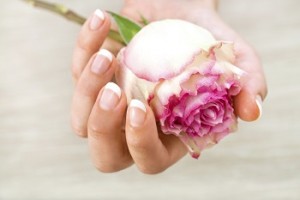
[122,20,217,82]
[116,19,245,158]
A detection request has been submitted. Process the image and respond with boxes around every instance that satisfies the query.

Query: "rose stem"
[21,0,125,44]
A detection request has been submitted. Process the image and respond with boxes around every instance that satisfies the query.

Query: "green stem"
[22,0,124,44]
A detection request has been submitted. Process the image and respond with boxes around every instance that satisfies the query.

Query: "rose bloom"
[116,19,244,158]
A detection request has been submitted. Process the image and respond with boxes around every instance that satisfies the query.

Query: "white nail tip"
[94,9,105,20]
[129,99,146,112]
[255,95,263,120]
[104,82,121,98]
[98,49,113,62]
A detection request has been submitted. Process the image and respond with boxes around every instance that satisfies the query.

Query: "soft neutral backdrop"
[1,0,299,199]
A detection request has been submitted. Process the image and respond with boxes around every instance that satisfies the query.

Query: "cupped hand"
[71,9,186,174]
[71,0,267,174]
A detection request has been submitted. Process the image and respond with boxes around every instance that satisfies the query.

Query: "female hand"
[71,0,267,174]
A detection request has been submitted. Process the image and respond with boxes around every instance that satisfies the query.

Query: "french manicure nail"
[99,82,121,110]
[90,9,104,30]
[91,49,113,74]
[255,95,263,120]
[129,99,146,127]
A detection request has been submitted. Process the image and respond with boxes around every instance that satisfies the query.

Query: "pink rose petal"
[116,19,245,158]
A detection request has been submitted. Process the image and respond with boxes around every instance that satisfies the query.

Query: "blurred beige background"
[1,0,299,199]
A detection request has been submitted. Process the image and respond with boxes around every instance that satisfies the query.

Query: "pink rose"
[116,19,244,158]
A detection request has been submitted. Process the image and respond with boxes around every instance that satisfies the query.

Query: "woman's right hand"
[70,0,267,174]
[70,10,187,174]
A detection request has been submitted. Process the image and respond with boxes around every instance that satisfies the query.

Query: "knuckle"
[72,124,87,138]
[127,137,148,153]
[88,120,111,140]
[94,163,119,173]
[71,115,88,137]
[88,125,104,138]
[72,67,80,81]
[71,55,84,82]
[93,158,131,173]
[138,164,165,175]
[77,35,98,53]
[88,113,126,139]
[76,80,98,98]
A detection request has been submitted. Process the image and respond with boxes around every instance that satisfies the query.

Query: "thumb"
[203,14,268,121]
[234,46,267,121]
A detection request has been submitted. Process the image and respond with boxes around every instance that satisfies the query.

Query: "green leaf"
[139,14,149,26]
[108,11,142,45]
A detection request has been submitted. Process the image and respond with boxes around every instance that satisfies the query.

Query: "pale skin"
[71,0,268,174]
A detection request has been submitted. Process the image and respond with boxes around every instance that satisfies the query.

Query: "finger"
[205,16,267,121]
[101,37,124,56]
[233,44,267,121]
[125,100,187,174]
[72,9,111,82]
[88,82,132,172]
[71,49,115,137]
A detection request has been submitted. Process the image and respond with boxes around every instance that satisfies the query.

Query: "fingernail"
[255,95,263,120]
[129,99,146,127]
[99,82,121,110]
[91,49,113,74]
[90,9,104,30]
